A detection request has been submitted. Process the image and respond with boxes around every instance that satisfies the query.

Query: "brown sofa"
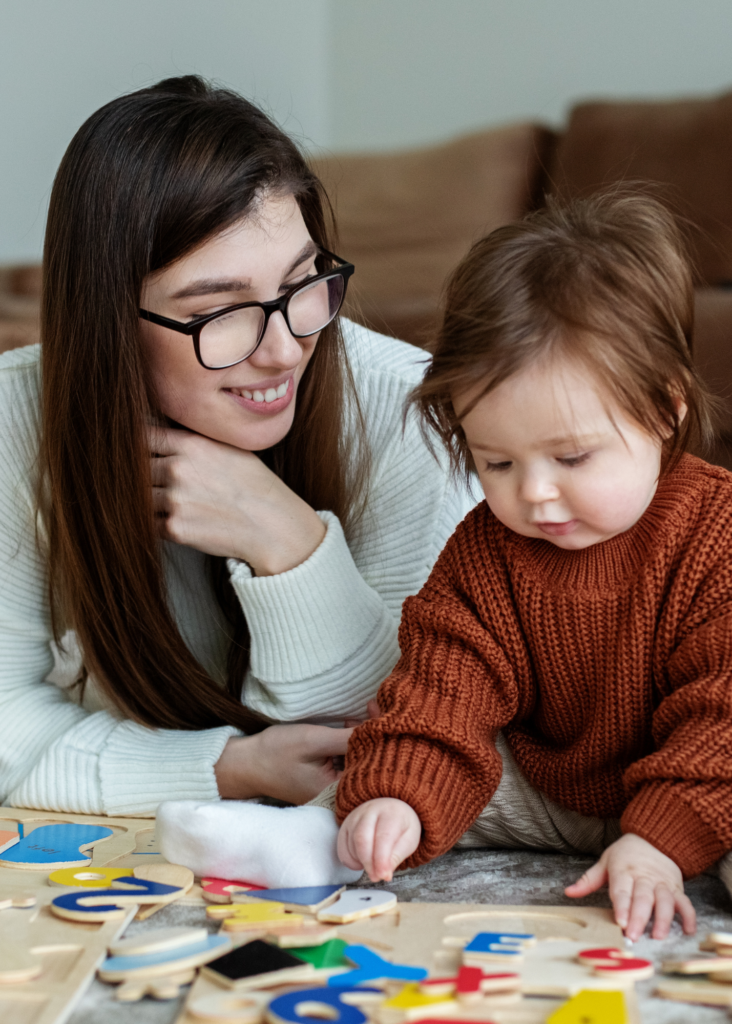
[4,88,732,462]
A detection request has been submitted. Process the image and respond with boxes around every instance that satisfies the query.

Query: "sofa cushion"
[313,123,556,347]
[551,92,732,286]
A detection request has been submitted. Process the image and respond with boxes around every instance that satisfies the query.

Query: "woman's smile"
[224,375,294,415]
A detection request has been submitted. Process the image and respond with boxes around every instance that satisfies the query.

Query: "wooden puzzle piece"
[115,968,195,1001]
[267,985,382,1024]
[655,976,732,1006]
[547,989,628,1023]
[462,931,536,962]
[0,891,36,909]
[201,876,265,903]
[110,926,208,957]
[0,932,43,983]
[662,955,732,974]
[377,981,456,1021]
[201,939,315,990]
[265,925,339,948]
[99,933,232,982]
[188,988,271,1021]
[328,945,427,988]
[0,822,113,869]
[292,938,349,970]
[577,949,653,981]
[234,885,345,914]
[49,866,133,888]
[131,862,195,920]
[51,875,184,922]
[317,889,397,924]
[0,828,19,855]
[507,941,641,997]
[207,901,304,932]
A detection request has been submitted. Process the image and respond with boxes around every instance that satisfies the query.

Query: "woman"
[0,76,473,816]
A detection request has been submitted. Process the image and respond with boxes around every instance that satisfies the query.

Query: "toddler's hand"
[565,833,696,940]
[337,798,421,882]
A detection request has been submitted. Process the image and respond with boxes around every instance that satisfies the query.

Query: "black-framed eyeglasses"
[139,249,354,370]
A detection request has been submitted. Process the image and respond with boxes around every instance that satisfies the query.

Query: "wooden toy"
[201,939,315,990]
[378,981,456,1020]
[233,885,346,913]
[547,989,628,1023]
[48,866,133,887]
[291,938,350,971]
[131,861,195,919]
[0,827,19,854]
[0,891,36,909]
[266,925,339,948]
[188,988,271,1021]
[656,976,732,1006]
[201,876,265,903]
[576,949,653,981]
[462,931,536,962]
[50,875,184,922]
[317,889,397,924]
[0,913,43,984]
[328,944,428,987]
[661,954,732,974]
[0,822,114,869]
[115,968,195,1002]
[99,933,232,982]
[266,985,382,1024]
[109,925,208,957]
[208,901,304,932]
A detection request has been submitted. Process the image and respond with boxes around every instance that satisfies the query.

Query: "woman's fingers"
[301,725,354,760]
[565,858,607,898]
[148,424,182,456]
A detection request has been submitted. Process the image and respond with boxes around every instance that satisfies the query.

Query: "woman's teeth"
[232,382,289,403]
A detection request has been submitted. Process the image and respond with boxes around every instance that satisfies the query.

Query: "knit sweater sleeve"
[336,513,523,866]
[621,540,732,877]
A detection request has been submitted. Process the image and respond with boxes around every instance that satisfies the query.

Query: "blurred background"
[3,0,732,460]
[3,0,732,262]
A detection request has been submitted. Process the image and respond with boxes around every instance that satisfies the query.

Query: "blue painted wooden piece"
[52,876,182,915]
[463,932,535,957]
[101,934,230,974]
[246,886,343,907]
[328,945,427,987]
[268,986,381,1024]
[0,823,113,867]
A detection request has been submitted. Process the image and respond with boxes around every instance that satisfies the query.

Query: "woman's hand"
[149,426,326,575]
[215,723,353,804]
[565,833,696,940]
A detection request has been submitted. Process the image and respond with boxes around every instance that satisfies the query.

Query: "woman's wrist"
[244,506,326,576]
[214,734,263,799]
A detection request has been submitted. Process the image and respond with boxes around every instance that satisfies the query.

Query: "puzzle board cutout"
[0,805,206,1024]
[176,902,641,1024]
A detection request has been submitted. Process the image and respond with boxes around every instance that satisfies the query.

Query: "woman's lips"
[537,520,578,536]
[224,377,294,415]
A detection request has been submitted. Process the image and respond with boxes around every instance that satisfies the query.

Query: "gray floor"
[70,847,732,1023]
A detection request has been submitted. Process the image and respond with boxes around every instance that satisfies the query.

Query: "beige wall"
[3,0,732,260]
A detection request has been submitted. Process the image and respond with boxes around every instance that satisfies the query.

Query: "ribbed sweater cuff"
[99,722,239,817]
[337,734,498,868]
[227,512,384,682]
[621,785,726,878]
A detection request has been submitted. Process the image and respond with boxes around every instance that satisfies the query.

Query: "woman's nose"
[249,310,303,370]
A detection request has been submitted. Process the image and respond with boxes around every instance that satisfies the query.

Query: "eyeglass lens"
[199,273,346,369]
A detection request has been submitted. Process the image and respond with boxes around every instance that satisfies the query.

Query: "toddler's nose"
[519,470,560,505]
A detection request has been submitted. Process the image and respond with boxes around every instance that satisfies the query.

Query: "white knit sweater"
[0,320,474,816]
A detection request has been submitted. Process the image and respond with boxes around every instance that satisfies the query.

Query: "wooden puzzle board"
[177,902,641,1024]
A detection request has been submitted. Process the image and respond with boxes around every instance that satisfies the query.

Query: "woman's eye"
[281,271,318,295]
[484,461,512,472]
[558,453,591,467]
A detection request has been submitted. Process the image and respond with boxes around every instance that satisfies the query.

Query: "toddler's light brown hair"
[411,190,717,477]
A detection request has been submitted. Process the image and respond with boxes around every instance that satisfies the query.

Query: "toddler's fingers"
[650,885,675,940]
[565,858,607,898]
[624,877,655,941]
[371,816,409,882]
[606,871,633,931]
[676,892,697,935]
[337,821,367,872]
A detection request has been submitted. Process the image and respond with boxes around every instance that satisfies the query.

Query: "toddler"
[336,191,732,941]
[160,192,732,941]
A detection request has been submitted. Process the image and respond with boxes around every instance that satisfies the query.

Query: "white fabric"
[0,321,475,815]
[157,799,362,886]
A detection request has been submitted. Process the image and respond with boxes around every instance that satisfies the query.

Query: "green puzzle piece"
[292,938,349,969]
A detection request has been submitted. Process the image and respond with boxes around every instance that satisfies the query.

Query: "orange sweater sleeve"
[336,519,525,867]
[622,575,732,877]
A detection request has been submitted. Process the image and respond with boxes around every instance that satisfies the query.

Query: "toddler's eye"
[558,453,590,468]
[484,461,512,472]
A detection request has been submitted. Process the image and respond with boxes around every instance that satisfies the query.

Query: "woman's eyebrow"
[171,278,250,300]
[283,240,318,278]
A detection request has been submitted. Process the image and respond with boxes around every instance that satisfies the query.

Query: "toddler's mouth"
[536,520,578,536]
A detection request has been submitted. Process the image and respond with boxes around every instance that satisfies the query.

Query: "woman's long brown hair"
[40,76,368,733]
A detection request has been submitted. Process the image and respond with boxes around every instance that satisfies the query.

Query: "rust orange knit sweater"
[336,455,732,878]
